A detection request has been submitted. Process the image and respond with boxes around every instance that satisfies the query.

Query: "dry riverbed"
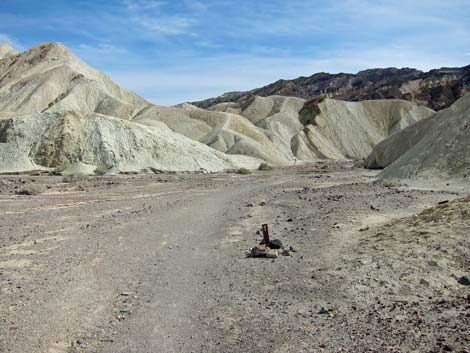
[0,163,469,353]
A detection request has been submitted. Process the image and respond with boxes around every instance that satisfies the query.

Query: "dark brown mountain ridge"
[193,65,470,111]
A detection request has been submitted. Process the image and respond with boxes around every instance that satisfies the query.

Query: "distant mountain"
[193,66,470,111]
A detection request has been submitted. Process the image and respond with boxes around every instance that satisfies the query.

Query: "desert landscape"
[0,3,470,352]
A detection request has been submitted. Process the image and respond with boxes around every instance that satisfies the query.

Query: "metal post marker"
[262,224,270,247]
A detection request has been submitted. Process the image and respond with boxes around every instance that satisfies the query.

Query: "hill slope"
[374,92,470,180]
[292,98,434,160]
[193,66,470,111]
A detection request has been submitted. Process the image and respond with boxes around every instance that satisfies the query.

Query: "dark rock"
[269,239,283,249]
[458,275,470,285]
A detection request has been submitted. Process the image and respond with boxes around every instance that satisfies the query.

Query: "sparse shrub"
[52,163,70,174]
[258,163,273,171]
[62,173,86,183]
[354,159,366,169]
[236,168,252,175]
[17,183,47,195]
[382,180,402,188]
[94,165,110,176]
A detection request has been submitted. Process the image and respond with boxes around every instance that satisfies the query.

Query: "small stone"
[318,307,330,314]
[359,226,369,232]
[281,249,291,256]
[457,275,470,285]
[287,218,293,222]
[246,203,254,207]
[289,245,297,252]
[266,250,278,259]
[259,200,267,206]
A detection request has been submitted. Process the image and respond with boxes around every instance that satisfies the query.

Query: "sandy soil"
[0,163,469,353]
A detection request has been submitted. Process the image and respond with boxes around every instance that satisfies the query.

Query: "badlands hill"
[193,66,470,111]
[205,96,434,162]
[366,92,470,180]
[0,42,436,173]
[0,42,260,173]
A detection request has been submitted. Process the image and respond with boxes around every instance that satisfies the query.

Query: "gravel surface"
[0,163,468,353]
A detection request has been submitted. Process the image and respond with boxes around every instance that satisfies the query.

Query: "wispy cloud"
[134,15,195,36]
[124,0,165,11]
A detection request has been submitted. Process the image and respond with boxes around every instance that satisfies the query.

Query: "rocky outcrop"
[193,66,470,111]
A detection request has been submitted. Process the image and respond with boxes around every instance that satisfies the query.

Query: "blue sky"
[0,0,469,105]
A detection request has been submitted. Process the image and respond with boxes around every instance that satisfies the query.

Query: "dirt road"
[1,164,468,353]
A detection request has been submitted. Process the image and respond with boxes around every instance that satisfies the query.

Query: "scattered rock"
[247,245,278,259]
[259,200,267,206]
